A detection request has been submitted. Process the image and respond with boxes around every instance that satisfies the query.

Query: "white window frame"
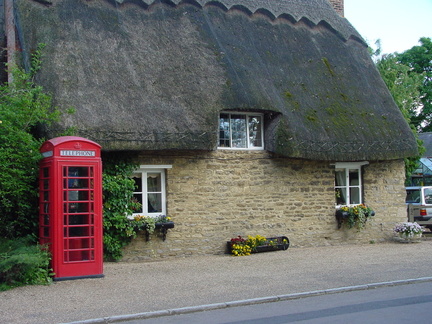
[131,165,172,218]
[334,162,368,208]
[218,112,264,150]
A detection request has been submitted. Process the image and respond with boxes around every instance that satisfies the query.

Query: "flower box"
[130,215,174,241]
[227,236,289,255]
[155,221,175,230]
[335,205,375,229]
[145,221,175,241]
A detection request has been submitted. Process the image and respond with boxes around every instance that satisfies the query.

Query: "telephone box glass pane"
[67,191,89,201]
[68,214,89,225]
[69,226,90,237]
[68,179,89,189]
[69,167,89,177]
[68,238,91,249]
[60,164,98,266]
[65,203,89,213]
[44,203,49,214]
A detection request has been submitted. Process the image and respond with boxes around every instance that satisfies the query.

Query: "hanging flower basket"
[227,235,290,256]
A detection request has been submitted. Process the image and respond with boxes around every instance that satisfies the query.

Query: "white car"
[406,186,432,230]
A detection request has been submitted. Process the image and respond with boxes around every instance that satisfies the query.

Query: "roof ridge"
[109,0,364,43]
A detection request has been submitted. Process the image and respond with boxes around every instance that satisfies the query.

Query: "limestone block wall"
[121,151,407,261]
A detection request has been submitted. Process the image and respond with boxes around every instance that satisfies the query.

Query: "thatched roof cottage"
[3,0,417,259]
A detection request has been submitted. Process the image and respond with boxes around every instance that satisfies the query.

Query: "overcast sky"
[345,0,432,54]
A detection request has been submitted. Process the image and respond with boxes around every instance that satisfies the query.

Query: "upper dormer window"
[218,112,264,150]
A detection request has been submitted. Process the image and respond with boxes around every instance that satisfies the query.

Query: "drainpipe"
[5,0,15,83]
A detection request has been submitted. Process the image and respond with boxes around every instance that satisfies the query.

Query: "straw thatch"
[15,0,417,160]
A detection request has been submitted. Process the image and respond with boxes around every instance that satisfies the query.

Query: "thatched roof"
[15,0,418,161]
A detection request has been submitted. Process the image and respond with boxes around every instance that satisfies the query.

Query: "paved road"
[122,281,432,323]
[1,241,432,324]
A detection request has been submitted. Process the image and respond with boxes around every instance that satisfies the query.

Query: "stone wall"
[121,150,407,261]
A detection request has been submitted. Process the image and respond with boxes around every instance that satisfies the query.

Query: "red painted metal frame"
[39,136,103,280]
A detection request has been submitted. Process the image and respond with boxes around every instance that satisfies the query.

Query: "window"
[218,112,264,149]
[334,162,368,206]
[131,166,171,216]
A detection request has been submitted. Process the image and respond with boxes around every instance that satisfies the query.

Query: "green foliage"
[397,37,432,132]
[129,215,172,235]
[376,52,426,178]
[376,54,424,121]
[0,237,53,291]
[102,153,139,261]
[0,44,60,239]
[339,204,375,231]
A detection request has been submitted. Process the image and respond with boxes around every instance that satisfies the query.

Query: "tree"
[397,37,432,132]
[376,46,425,178]
[0,44,60,239]
[376,53,424,122]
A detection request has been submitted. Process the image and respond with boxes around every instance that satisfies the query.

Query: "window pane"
[231,115,247,148]
[248,116,262,147]
[350,187,360,204]
[335,169,346,186]
[132,174,142,192]
[336,188,346,205]
[424,188,432,204]
[147,173,161,192]
[133,194,143,213]
[148,193,162,213]
[349,169,359,186]
[406,189,420,203]
[219,114,230,147]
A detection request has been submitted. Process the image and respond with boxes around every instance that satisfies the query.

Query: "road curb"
[63,277,432,324]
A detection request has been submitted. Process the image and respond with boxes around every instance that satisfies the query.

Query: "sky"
[345,0,432,54]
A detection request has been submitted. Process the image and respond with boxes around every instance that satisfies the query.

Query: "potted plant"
[393,222,424,242]
[335,204,375,230]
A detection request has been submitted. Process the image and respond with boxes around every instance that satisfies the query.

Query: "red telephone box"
[39,136,103,280]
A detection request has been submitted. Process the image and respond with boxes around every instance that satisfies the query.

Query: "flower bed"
[227,235,290,256]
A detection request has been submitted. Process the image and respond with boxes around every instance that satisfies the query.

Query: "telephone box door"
[39,136,103,280]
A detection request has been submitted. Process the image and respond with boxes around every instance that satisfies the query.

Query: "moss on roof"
[16,0,417,160]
